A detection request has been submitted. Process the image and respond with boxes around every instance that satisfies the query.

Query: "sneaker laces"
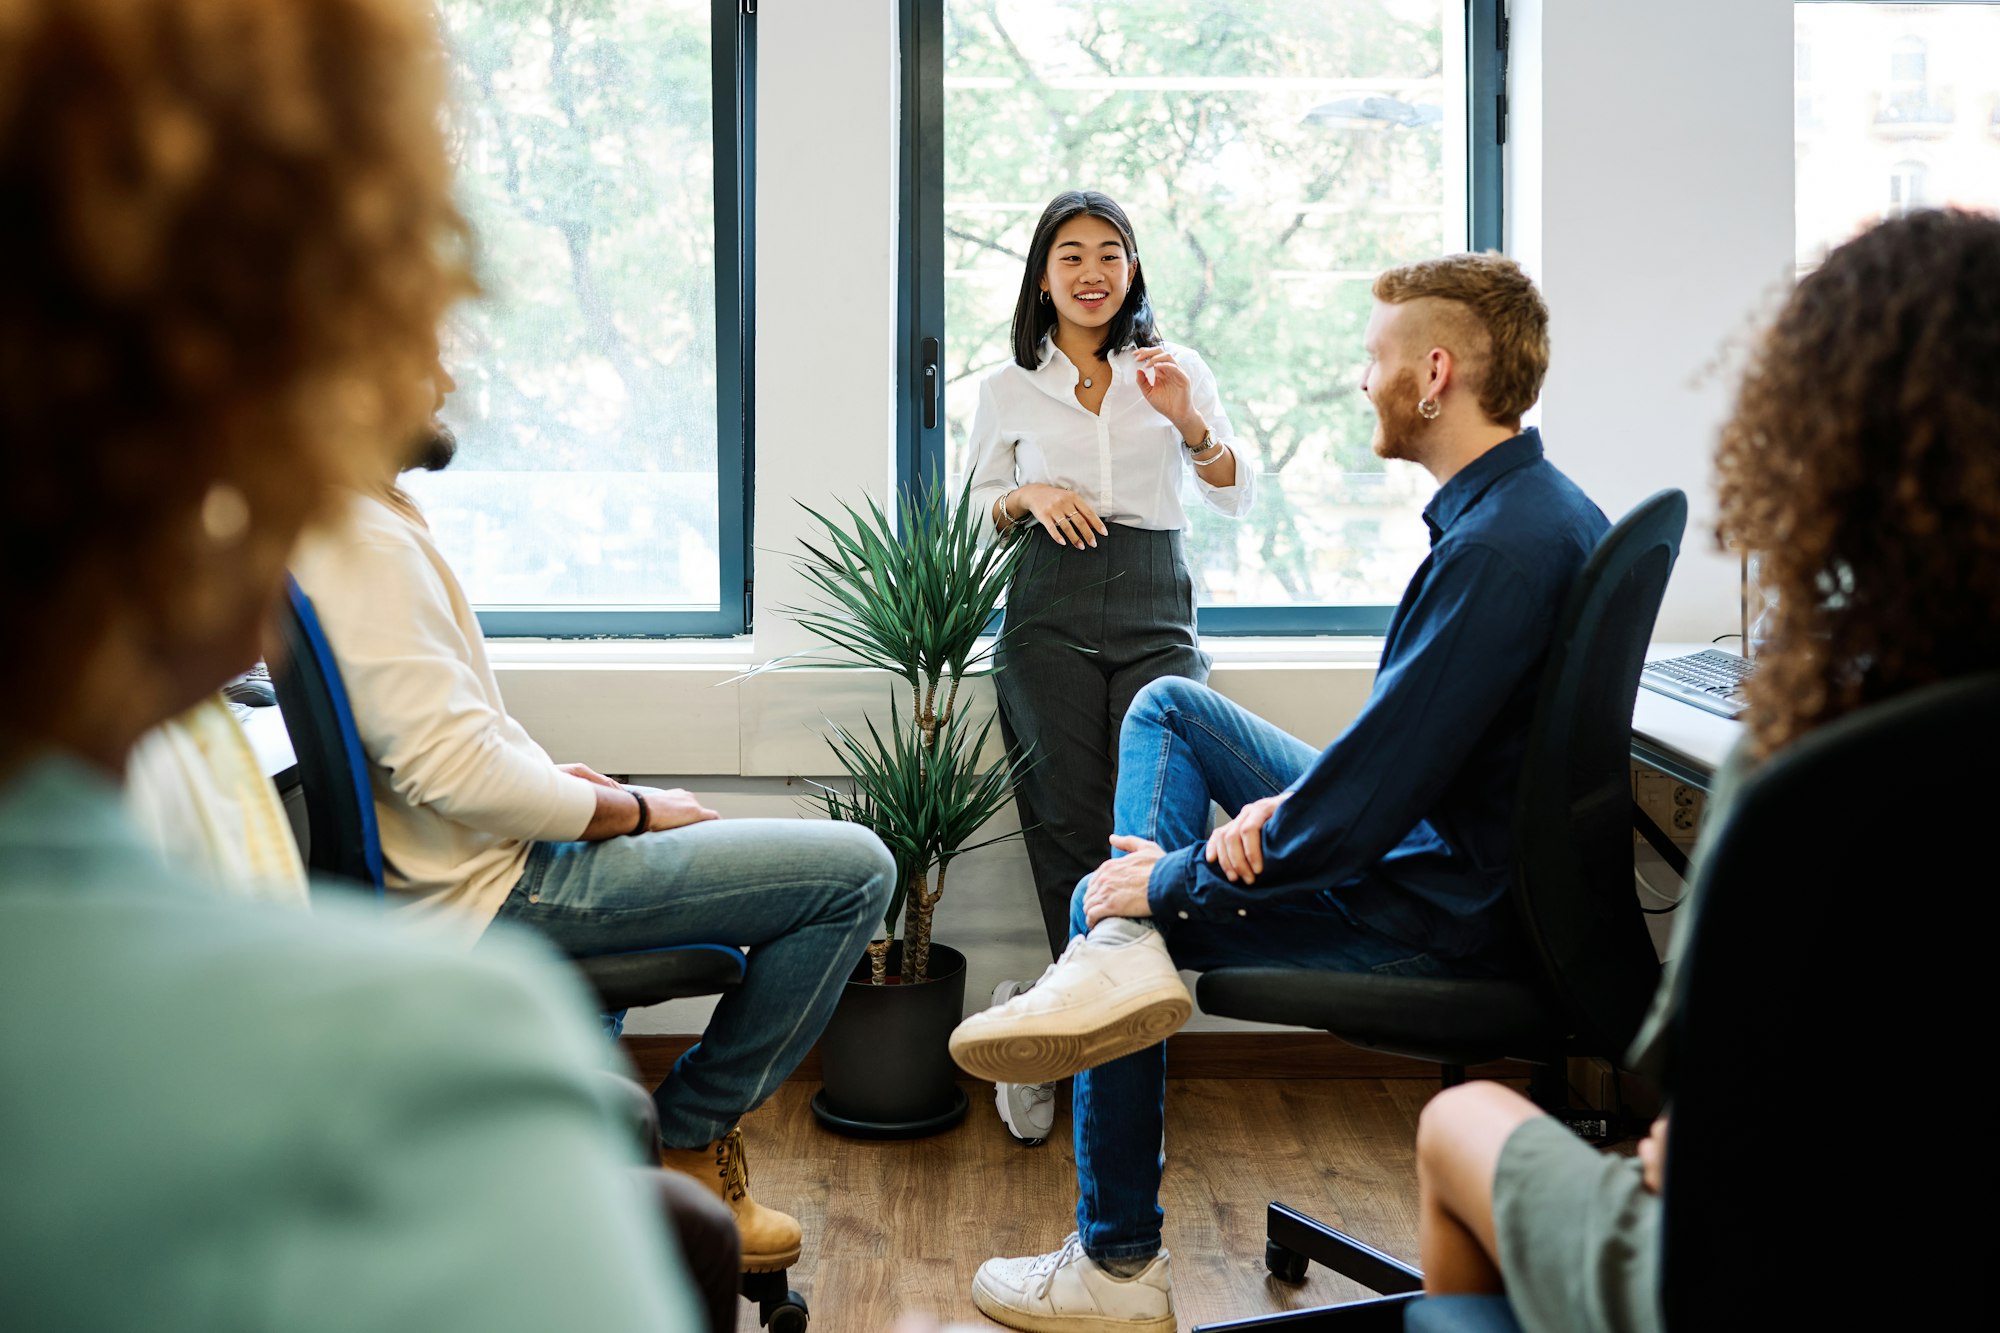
[715,1127,750,1203]
[1028,1233,1087,1299]
[1025,936,1086,993]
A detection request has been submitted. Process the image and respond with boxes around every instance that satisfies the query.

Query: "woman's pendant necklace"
[1081,375,1094,389]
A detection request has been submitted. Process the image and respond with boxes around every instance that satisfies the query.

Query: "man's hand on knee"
[633,786,721,833]
[1082,836,1163,927]
[1205,791,1289,884]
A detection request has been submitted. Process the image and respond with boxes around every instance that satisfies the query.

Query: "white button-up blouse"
[964,339,1256,535]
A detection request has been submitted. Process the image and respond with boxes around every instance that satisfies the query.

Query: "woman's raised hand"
[1017,483,1108,549]
[1133,345,1196,434]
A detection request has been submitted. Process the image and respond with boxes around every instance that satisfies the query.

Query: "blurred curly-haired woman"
[1715,207,2000,760]
[1405,207,2000,1333]
[0,3,707,1327]
[0,0,472,766]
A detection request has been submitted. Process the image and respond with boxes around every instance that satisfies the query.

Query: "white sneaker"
[972,1233,1174,1333]
[991,980,1058,1145]
[950,919,1191,1084]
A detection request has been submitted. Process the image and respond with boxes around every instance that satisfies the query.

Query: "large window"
[901,1,1506,634]
[411,0,753,637]
[1795,3,2000,275]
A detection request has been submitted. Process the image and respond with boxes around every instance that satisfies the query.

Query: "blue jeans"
[493,819,895,1148]
[1073,677,1455,1261]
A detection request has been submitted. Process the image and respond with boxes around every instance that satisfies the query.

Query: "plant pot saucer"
[809,1086,968,1140]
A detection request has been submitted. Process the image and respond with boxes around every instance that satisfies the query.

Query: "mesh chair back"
[1661,674,1996,1329]
[1510,489,1686,1057]
[269,577,385,894]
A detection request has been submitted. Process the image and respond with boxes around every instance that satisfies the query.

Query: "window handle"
[921,336,940,430]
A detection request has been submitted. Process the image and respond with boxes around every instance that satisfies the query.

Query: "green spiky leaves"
[767,477,1033,983]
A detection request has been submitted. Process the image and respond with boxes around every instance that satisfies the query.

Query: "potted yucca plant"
[755,479,1030,1136]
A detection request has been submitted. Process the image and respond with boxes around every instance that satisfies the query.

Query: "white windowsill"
[484,636,762,666]
[482,632,1386,669]
[484,630,1386,774]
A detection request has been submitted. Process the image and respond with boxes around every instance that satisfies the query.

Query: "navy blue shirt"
[1146,429,1609,966]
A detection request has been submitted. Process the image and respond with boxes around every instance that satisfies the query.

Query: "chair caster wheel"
[1266,1239,1309,1284]
[763,1292,809,1332]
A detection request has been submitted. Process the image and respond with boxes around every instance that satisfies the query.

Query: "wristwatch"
[1183,428,1226,463]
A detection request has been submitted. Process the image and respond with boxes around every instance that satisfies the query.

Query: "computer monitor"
[1739,549,1751,658]
[1741,548,1772,660]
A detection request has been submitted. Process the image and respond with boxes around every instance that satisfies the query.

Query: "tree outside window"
[940,0,1465,611]
[413,0,729,621]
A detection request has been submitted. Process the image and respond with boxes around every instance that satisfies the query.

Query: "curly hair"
[0,0,472,758]
[1714,209,2000,760]
[1372,253,1550,428]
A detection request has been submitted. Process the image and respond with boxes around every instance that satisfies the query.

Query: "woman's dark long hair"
[1010,190,1162,370]
[1714,208,2000,760]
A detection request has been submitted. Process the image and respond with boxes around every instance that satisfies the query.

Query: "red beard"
[1370,367,1427,463]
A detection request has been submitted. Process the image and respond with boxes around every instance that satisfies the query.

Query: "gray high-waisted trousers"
[995,523,1209,958]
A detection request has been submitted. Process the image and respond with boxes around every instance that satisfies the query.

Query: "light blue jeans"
[493,818,895,1148]
[1074,677,1456,1261]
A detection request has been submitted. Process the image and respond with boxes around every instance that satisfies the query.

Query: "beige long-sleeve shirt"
[291,488,597,943]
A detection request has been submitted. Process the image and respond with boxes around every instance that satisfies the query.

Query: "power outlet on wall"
[1630,762,1703,956]
[1632,765,1705,852]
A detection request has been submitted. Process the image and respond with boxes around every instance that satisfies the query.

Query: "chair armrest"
[574,944,746,1011]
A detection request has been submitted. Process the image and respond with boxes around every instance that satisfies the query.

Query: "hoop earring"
[1039,290,1051,306]
[1417,397,1442,421]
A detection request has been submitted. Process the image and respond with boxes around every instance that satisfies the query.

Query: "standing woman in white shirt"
[967,190,1256,968]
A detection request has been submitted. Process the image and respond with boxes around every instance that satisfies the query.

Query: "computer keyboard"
[223,660,278,708]
[1639,648,1753,719]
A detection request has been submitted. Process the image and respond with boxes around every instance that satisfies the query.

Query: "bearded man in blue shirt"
[950,253,1610,1333]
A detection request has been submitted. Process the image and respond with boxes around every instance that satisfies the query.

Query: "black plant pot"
[811,940,970,1139]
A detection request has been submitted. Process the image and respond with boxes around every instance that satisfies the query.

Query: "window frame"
[472,0,756,640]
[897,0,1508,637]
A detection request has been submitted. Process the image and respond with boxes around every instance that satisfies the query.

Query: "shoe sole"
[971,1282,1175,1333]
[951,987,1192,1084]
[742,1244,803,1272]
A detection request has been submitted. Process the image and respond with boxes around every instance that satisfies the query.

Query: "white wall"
[752,0,901,664]
[506,0,1804,1033]
[1508,0,1796,642]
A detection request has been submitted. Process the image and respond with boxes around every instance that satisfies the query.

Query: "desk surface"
[1631,642,1744,789]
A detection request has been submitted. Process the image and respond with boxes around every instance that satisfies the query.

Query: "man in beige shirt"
[292,406,896,1272]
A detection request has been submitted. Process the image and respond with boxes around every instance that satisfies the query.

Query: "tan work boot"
[658,1126,803,1271]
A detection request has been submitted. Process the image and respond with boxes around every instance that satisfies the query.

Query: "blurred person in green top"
[0,1,702,1329]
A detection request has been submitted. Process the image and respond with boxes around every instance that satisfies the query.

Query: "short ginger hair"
[0,0,473,756]
[1372,253,1550,428]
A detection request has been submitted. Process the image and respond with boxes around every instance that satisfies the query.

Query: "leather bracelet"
[623,785,649,836]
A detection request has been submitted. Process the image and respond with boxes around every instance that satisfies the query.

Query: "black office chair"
[1214,672,1999,1333]
[1653,672,1990,1331]
[1190,489,1688,1327]
[270,578,809,1332]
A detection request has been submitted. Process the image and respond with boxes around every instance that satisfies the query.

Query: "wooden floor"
[729,1077,1445,1333]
